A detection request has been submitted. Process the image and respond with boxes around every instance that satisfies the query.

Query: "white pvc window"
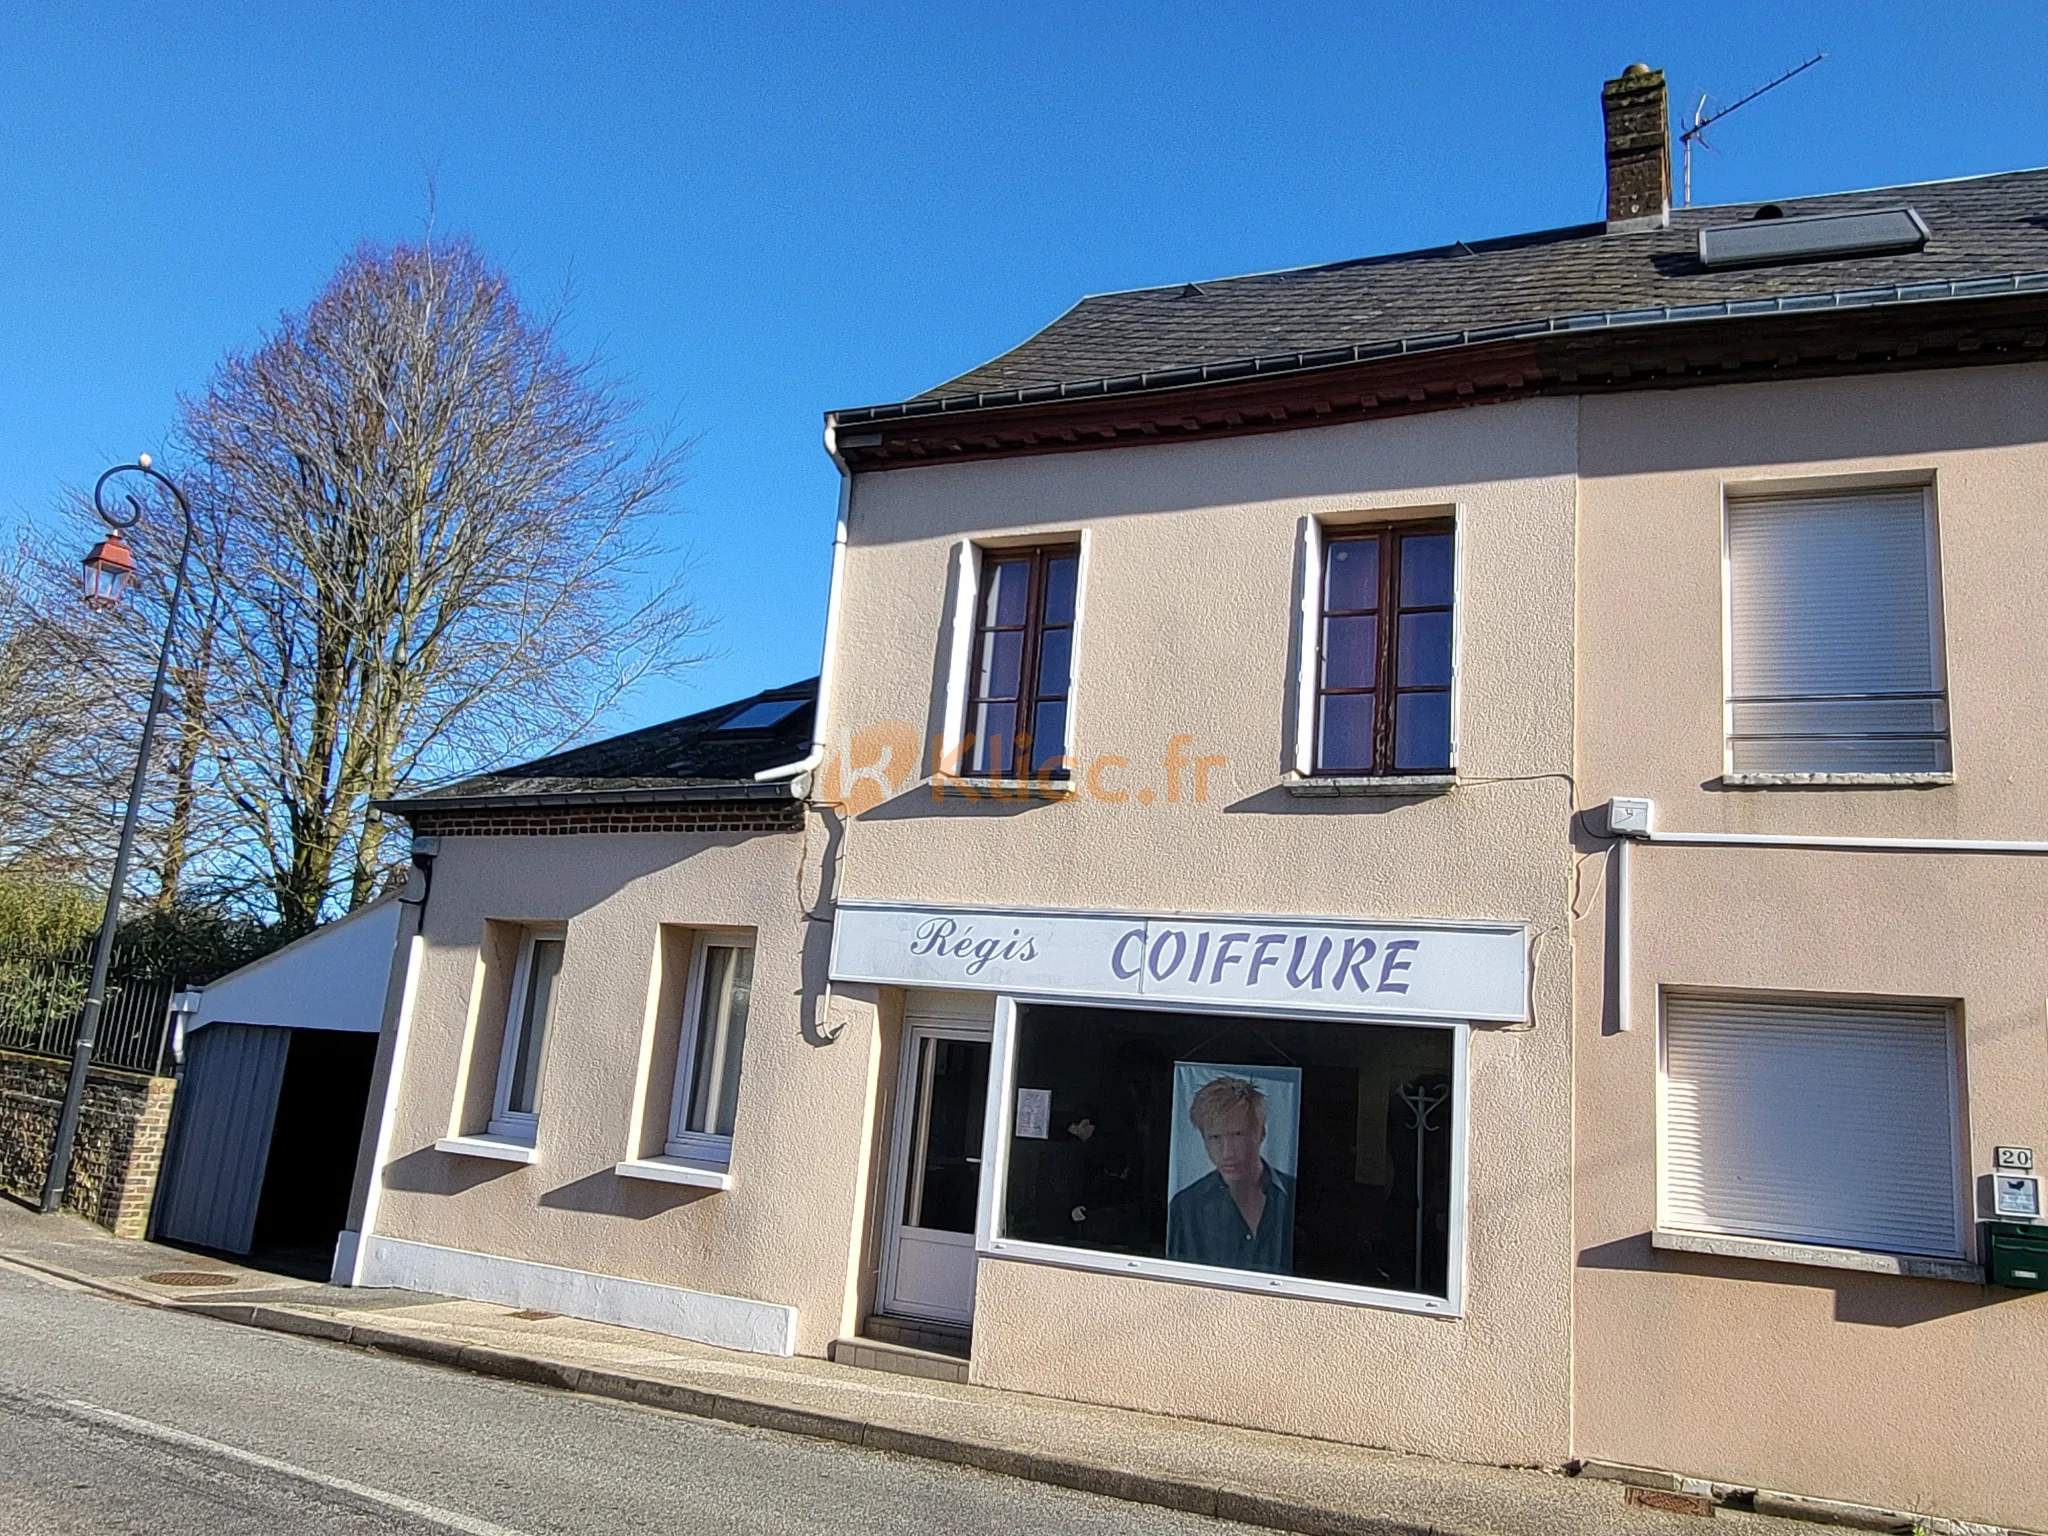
[1659,991,1963,1258]
[489,930,565,1142]
[1724,486,1949,774]
[666,938,754,1163]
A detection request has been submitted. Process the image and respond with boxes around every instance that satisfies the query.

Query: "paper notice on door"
[1015,1087,1052,1140]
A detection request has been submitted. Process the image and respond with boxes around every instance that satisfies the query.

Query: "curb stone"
[167,1300,1475,1536]
[6,1252,2033,1536]
[1572,1462,2028,1536]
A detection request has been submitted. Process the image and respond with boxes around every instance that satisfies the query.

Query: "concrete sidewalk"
[0,1202,2003,1536]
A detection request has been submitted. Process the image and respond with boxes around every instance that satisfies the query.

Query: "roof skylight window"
[1697,207,1929,269]
[718,697,806,731]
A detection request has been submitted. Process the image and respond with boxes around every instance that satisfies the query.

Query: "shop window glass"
[1000,1004,1456,1300]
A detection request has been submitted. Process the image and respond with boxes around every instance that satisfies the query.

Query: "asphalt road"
[0,1262,1257,1535]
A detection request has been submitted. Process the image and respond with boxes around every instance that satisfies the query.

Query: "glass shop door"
[880,1024,992,1324]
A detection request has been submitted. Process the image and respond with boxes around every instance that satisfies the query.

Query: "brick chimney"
[1602,63,1671,232]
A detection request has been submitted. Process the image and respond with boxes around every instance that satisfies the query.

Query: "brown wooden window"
[966,544,1079,779]
[1315,522,1455,775]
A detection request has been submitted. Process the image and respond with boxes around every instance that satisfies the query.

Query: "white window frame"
[1718,477,1952,783]
[664,929,756,1166]
[973,992,1469,1317]
[1289,508,1464,784]
[488,926,566,1144]
[1653,986,1969,1269]
[935,531,1088,786]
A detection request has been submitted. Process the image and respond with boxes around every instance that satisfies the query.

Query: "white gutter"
[755,421,852,786]
[1604,797,2048,1032]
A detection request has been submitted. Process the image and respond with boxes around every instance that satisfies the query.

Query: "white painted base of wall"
[356,1235,799,1356]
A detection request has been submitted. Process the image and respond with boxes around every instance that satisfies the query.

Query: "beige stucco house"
[334,681,865,1356]
[340,65,2048,1532]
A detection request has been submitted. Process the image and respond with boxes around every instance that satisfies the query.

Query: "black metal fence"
[0,944,179,1077]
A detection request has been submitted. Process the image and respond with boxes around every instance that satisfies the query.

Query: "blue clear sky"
[6,3,2043,733]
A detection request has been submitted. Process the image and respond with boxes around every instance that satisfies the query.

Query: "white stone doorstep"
[357,1236,797,1356]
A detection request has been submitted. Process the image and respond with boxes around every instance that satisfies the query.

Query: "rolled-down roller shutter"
[1661,993,1961,1258]
[1725,487,1949,773]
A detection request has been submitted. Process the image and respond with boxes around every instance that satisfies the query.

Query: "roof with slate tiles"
[834,168,2048,420]
[381,678,818,811]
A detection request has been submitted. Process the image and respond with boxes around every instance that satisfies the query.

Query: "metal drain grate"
[139,1271,240,1287]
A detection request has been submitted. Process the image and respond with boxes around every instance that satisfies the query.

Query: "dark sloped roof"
[382,679,818,811]
[854,168,2048,414]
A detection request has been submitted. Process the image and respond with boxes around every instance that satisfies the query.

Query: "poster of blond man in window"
[1166,1065,1301,1274]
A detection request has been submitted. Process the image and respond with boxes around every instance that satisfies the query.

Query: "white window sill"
[1285,774,1457,798]
[925,775,1079,801]
[981,1234,1459,1315]
[615,1156,734,1191]
[435,1134,538,1166]
[1719,771,1955,788]
[1651,1228,1981,1284]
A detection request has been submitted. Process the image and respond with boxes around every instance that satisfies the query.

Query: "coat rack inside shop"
[1397,1079,1450,1293]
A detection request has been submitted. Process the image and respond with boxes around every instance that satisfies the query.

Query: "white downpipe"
[1614,837,1633,1033]
[755,424,853,785]
[341,930,425,1285]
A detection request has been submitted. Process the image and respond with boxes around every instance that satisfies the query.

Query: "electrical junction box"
[1986,1222,2048,1289]
[1606,797,1654,838]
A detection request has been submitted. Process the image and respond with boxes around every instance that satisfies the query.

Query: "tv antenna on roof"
[1680,52,1826,207]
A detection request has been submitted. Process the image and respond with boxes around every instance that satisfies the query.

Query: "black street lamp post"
[41,456,197,1215]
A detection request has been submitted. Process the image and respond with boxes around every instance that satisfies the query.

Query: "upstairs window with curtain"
[965,544,1079,780]
[1725,488,1949,775]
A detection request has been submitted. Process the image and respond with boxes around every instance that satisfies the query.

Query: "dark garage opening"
[248,1029,378,1275]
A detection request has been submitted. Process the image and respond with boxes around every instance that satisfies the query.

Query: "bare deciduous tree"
[3,236,701,933]
[171,236,703,932]
[0,547,144,882]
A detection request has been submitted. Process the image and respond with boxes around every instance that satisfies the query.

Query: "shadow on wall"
[1578,366,2048,478]
[1577,1232,2012,1327]
[1222,786,1442,817]
[847,401,1582,548]
[854,782,1058,822]
[382,1146,527,1197]
[537,1169,710,1218]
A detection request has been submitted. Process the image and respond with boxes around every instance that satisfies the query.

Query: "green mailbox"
[1986,1222,2048,1290]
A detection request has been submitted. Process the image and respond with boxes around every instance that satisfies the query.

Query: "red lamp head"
[82,530,136,610]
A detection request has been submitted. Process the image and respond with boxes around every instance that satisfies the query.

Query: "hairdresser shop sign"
[829,899,1527,1023]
